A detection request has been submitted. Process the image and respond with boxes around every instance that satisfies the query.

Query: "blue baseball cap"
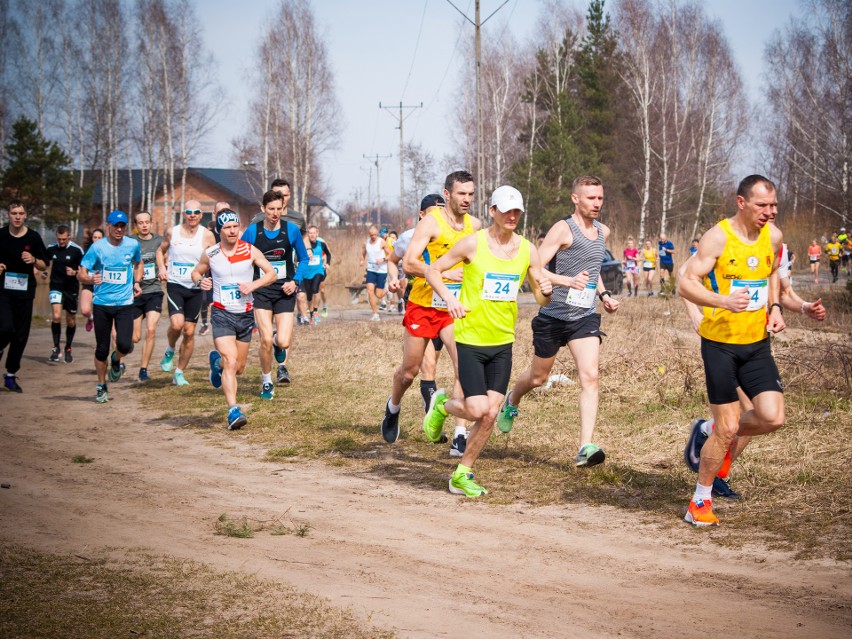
[107,210,129,225]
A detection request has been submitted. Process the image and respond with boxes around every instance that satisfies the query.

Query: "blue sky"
[199,0,802,210]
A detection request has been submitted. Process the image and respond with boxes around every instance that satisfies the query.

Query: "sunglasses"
[185,209,202,216]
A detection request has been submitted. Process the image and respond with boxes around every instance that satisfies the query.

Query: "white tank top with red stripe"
[208,240,255,313]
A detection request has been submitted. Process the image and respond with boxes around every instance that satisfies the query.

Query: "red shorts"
[402,301,453,339]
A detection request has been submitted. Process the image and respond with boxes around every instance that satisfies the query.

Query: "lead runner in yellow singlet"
[678,175,786,526]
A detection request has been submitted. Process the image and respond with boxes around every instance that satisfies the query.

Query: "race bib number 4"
[103,267,128,284]
[143,262,156,280]
[432,283,462,309]
[566,281,597,308]
[482,272,520,302]
[731,279,768,311]
[3,272,28,291]
[49,290,63,304]
[270,261,288,280]
[170,261,195,281]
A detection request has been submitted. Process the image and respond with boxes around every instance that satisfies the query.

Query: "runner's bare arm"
[767,225,785,333]
[678,256,704,332]
[156,228,172,280]
[386,252,406,293]
[677,226,749,312]
[526,244,553,306]
[77,264,96,285]
[190,253,211,289]
[539,220,586,289]
[202,229,216,250]
[424,234,477,319]
[401,215,440,278]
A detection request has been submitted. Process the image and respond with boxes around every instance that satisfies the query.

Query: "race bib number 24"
[482,272,520,302]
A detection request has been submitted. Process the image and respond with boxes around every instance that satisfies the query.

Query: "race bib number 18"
[730,279,768,311]
[482,272,520,302]
[219,283,242,309]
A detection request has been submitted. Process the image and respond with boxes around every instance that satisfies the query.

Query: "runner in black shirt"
[45,224,84,363]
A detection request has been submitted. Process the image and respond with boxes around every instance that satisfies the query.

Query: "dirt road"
[1,326,849,638]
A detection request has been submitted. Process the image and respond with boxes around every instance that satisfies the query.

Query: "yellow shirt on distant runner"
[826,242,841,261]
[408,209,474,308]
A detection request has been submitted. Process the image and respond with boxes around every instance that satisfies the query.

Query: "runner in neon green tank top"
[423,186,553,497]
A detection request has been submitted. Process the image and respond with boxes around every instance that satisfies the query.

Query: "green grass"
[71,455,94,464]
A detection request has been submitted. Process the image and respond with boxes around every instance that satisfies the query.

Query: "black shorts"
[701,337,783,405]
[660,262,674,273]
[456,342,513,398]
[82,283,94,293]
[166,283,203,322]
[49,288,79,314]
[431,336,444,352]
[302,274,323,301]
[253,285,296,313]
[133,291,164,318]
[211,306,254,343]
[532,313,605,359]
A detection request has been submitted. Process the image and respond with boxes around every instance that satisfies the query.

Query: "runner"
[623,236,639,297]
[191,209,277,429]
[317,233,331,317]
[385,230,403,313]
[825,233,841,283]
[241,189,309,397]
[80,228,104,332]
[838,227,850,275]
[297,225,330,325]
[77,210,143,403]
[807,239,821,284]
[423,185,552,497]
[689,239,700,256]
[45,225,84,363]
[641,239,657,296]
[156,200,216,386]
[380,177,481,447]
[130,211,164,381]
[360,225,390,321]
[0,199,48,392]
[495,176,620,468]
[658,232,675,293]
[678,174,786,526]
[199,203,229,336]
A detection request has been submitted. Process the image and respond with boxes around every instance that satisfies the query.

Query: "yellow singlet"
[699,219,774,345]
[407,209,474,308]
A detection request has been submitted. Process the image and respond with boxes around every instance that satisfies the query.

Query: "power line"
[401,0,430,99]
[380,102,424,224]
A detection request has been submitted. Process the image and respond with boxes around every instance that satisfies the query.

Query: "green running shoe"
[576,443,606,467]
[259,382,274,399]
[423,388,448,443]
[173,371,189,386]
[96,384,109,403]
[321,305,328,317]
[497,394,518,433]
[449,469,487,497]
[160,349,175,372]
[107,351,124,382]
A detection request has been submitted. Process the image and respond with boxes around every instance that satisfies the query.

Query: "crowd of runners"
[0,171,835,526]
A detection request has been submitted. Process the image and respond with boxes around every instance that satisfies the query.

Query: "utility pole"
[379,101,423,226]
[445,0,509,220]
[363,153,392,225]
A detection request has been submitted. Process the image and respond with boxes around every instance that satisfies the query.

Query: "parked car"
[600,248,624,295]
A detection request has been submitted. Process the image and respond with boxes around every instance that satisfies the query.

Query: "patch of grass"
[0,542,394,639]
[71,455,94,464]
[265,446,299,460]
[214,513,255,538]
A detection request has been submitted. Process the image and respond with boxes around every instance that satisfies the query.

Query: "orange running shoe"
[684,499,720,527]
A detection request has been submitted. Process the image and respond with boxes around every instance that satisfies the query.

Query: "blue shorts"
[366,271,387,289]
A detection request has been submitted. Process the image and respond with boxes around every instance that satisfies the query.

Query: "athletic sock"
[262,371,273,384]
[454,425,466,437]
[700,418,714,437]
[165,346,175,356]
[692,482,713,503]
[51,322,61,348]
[65,325,76,348]
[454,463,471,476]
[174,368,183,376]
[387,398,401,414]
[420,380,437,409]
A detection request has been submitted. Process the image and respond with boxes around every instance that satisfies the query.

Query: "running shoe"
[370,313,380,322]
[107,351,124,382]
[48,347,60,362]
[259,382,274,399]
[96,383,108,403]
[397,300,403,313]
[160,349,175,372]
[198,323,210,336]
[381,397,400,443]
[173,371,189,386]
[449,469,487,497]
[496,395,518,433]
[85,315,94,332]
[138,368,150,382]
[276,363,290,384]
[576,443,606,467]
[684,499,719,526]
[711,476,741,501]
[208,350,222,389]
[449,431,467,457]
[274,344,286,364]
[227,406,247,430]
[4,375,22,393]
[423,389,448,443]
[64,347,73,363]
[684,418,708,473]
[321,305,328,317]
[379,300,387,311]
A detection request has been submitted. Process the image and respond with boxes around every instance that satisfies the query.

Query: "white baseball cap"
[490,185,525,213]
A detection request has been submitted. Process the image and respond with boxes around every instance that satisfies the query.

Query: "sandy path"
[1,325,850,638]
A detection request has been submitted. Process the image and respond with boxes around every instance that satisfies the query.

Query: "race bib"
[731,279,768,311]
[3,272,28,291]
[49,290,63,304]
[431,283,462,309]
[309,254,321,266]
[566,281,597,308]
[482,272,520,302]
[170,261,195,281]
[143,262,156,280]
[219,283,243,309]
[103,267,128,285]
[643,260,654,269]
[269,260,288,280]
[626,260,636,268]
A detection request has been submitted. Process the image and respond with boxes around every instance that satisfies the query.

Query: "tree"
[1,116,76,223]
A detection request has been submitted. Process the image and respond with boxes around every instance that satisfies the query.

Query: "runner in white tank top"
[167,223,205,288]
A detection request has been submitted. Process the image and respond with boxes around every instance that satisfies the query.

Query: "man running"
[658,232,675,293]
[156,200,216,386]
[0,200,48,392]
[192,210,277,430]
[678,174,786,527]
[423,185,552,497]
[45,225,84,363]
[360,225,390,322]
[297,225,331,325]
[496,176,620,467]
[241,189,309,397]
[825,233,841,283]
[131,211,164,381]
[380,176,481,446]
[77,210,143,403]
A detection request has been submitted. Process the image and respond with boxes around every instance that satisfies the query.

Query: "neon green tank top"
[454,230,531,347]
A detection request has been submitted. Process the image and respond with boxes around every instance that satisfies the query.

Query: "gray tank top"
[539,217,605,322]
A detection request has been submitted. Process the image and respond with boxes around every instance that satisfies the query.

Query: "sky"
[199,0,802,212]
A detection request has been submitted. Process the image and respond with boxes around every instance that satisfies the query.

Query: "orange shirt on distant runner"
[808,245,822,261]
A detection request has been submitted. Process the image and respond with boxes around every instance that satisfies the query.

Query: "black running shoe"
[381,397,400,443]
[711,476,741,501]
[684,418,707,473]
[64,347,73,363]
[4,375,22,392]
[276,363,291,384]
[450,432,467,457]
[48,347,60,362]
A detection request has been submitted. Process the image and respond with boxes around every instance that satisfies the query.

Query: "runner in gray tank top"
[496,175,620,467]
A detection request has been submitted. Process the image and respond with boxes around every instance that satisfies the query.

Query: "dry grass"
[138,288,851,560]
